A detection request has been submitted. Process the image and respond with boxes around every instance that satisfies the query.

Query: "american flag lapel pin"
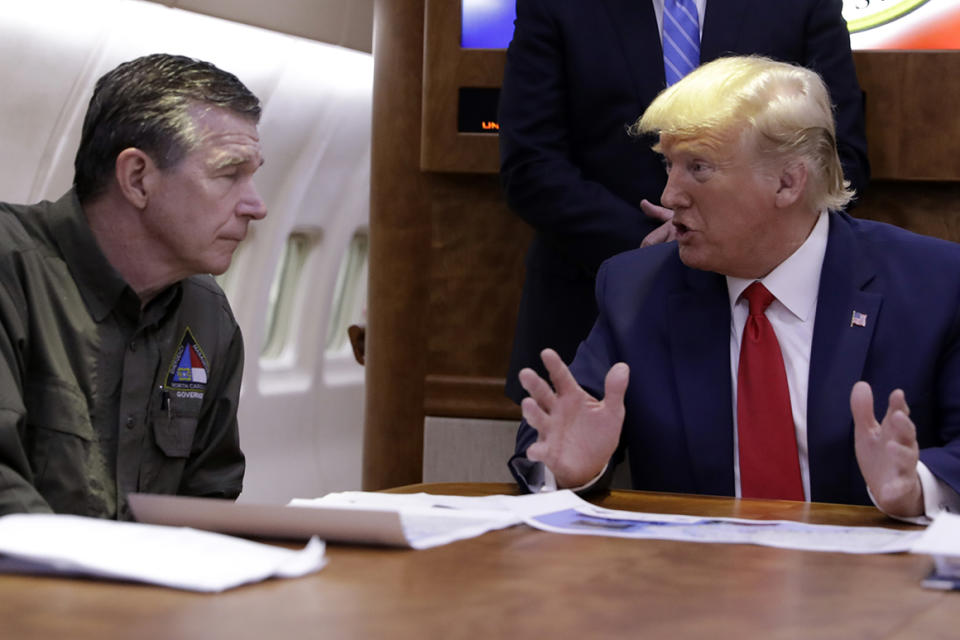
[850,310,867,327]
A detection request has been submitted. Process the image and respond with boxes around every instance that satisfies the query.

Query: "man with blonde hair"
[510,56,960,520]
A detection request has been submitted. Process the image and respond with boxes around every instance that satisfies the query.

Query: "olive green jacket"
[0,191,244,519]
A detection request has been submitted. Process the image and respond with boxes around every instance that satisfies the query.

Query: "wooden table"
[1,483,955,639]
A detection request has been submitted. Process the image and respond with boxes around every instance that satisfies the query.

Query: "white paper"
[910,511,960,556]
[291,490,514,512]
[910,511,960,579]
[289,492,520,549]
[289,490,926,554]
[0,513,327,592]
[511,490,923,554]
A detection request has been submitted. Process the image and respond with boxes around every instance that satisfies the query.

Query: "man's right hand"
[519,349,629,488]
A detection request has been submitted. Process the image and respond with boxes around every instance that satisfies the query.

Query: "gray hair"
[74,53,261,203]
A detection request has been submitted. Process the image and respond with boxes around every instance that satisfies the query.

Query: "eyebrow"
[208,153,265,171]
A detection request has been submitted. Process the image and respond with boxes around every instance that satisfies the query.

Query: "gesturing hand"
[850,381,923,518]
[519,348,629,488]
[640,199,676,248]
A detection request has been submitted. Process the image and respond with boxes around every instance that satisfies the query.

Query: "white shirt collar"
[726,211,829,321]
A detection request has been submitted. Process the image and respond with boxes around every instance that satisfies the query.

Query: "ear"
[774,161,808,209]
[114,148,156,210]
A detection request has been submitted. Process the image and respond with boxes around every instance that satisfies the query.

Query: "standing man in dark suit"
[499,0,869,405]
[510,56,959,520]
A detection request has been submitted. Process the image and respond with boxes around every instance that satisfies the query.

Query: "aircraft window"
[325,230,369,353]
[262,232,319,359]
[214,229,255,298]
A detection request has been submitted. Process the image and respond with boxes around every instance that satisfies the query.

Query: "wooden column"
[363,0,430,489]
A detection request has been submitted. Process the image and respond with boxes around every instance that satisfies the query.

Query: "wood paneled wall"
[364,0,524,490]
[363,0,960,489]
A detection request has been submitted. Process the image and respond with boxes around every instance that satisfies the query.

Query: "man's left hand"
[639,199,676,247]
[850,381,924,518]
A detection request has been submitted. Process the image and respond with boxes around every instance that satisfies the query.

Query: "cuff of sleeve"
[869,461,960,525]
[509,457,608,494]
[918,460,960,519]
[545,464,607,493]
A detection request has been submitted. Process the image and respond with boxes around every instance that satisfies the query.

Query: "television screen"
[461,0,515,49]
[459,0,960,50]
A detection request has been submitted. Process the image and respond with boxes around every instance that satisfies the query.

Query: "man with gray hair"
[510,56,960,520]
[0,53,267,518]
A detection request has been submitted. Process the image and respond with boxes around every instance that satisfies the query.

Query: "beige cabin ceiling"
[144,0,374,52]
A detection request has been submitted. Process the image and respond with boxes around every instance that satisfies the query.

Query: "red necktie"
[737,282,804,501]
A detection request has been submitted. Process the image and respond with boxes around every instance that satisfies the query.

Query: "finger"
[540,348,581,396]
[602,362,630,408]
[640,199,674,223]
[850,381,877,435]
[520,396,552,433]
[518,367,557,413]
[886,388,910,418]
[886,406,918,449]
[641,221,673,248]
[526,441,550,464]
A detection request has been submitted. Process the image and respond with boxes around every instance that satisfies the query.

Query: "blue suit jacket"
[512,213,960,505]
[500,0,870,402]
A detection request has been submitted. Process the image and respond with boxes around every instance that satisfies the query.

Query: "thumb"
[603,362,630,408]
[641,223,671,248]
[850,381,876,432]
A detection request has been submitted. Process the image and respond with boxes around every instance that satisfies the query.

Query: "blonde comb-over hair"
[630,55,853,212]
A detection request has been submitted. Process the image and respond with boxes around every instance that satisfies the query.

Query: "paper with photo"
[512,490,923,554]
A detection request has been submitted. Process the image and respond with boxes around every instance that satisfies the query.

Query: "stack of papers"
[0,513,326,592]
[128,492,520,549]
[288,492,520,549]
[294,490,924,554]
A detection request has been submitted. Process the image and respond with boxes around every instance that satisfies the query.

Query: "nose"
[238,181,268,220]
[660,171,688,211]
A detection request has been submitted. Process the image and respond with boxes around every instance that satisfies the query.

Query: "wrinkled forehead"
[204,137,264,171]
[187,105,264,169]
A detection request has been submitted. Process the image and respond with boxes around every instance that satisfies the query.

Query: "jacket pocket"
[25,381,94,510]
[152,399,200,458]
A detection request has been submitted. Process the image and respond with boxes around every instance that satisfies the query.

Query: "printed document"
[295,490,923,554]
[0,513,326,592]
[506,490,922,554]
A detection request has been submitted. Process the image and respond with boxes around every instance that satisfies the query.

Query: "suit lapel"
[668,268,735,495]
[700,0,750,61]
[807,213,879,503]
[599,0,666,95]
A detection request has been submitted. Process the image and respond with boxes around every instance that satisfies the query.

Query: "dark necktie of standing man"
[663,0,701,86]
[737,282,805,501]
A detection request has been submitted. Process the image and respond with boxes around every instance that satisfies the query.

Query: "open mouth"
[673,220,691,238]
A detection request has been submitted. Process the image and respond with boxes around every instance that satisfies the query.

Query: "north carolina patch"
[165,327,209,394]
